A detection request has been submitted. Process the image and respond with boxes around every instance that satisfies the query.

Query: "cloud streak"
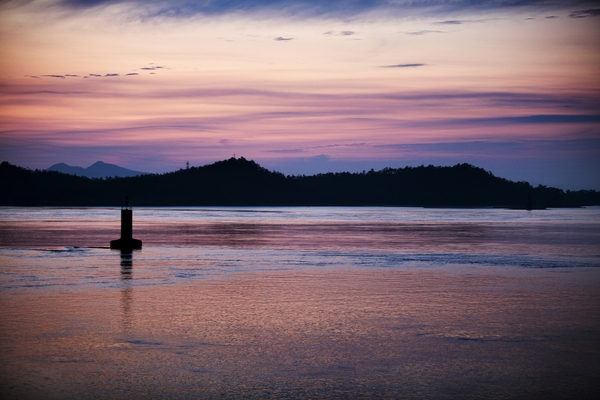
[3,77,598,114]
[405,30,444,35]
[382,63,426,68]
[324,30,356,36]
[6,0,596,19]
[569,9,600,18]
[436,20,462,25]
[25,65,164,80]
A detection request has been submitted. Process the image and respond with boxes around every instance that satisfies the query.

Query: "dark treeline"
[1,158,599,207]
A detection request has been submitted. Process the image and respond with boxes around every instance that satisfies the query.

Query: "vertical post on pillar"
[121,206,132,240]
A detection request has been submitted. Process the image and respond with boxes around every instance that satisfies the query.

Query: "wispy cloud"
[323,30,355,36]
[274,36,294,41]
[405,30,444,35]
[268,142,366,154]
[452,114,600,125]
[4,79,598,114]
[436,20,462,25]
[569,9,600,18]
[267,148,308,154]
[8,0,594,20]
[382,63,426,68]
[32,67,162,79]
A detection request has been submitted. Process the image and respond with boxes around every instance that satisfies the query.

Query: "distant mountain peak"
[47,161,147,179]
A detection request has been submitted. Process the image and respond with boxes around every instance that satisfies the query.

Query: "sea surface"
[1,206,599,399]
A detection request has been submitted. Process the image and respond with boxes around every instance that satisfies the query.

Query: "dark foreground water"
[1,207,599,399]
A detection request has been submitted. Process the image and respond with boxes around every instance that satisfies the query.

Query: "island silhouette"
[1,158,598,208]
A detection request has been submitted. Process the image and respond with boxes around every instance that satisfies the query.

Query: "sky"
[0,0,599,190]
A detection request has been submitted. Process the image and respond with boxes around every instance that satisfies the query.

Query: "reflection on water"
[0,207,599,398]
[120,286,133,335]
[119,249,133,278]
[119,250,135,336]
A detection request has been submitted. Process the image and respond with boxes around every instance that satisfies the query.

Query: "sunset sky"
[1,0,599,190]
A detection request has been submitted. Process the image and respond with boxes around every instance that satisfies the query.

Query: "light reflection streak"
[119,249,134,335]
[120,286,133,335]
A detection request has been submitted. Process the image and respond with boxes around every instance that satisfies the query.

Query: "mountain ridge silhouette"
[47,161,147,178]
[2,157,598,207]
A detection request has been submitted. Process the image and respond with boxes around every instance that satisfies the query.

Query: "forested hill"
[1,158,599,207]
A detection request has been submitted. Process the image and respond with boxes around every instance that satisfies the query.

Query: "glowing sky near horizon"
[1,0,599,189]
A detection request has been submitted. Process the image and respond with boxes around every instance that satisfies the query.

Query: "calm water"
[1,207,599,399]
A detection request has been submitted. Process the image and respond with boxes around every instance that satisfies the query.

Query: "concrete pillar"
[110,197,142,250]
[121,209,133,240]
